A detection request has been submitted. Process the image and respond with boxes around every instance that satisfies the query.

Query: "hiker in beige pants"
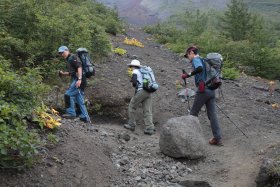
[124,60,155,135]
[128,89,154,130]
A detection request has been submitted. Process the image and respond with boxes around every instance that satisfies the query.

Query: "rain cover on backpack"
[76,48,95,78]
[203,53,223,90]
[140,66,159,93]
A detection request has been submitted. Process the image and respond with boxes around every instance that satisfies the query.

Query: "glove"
[198,80,205,93]
[181,72,191,79]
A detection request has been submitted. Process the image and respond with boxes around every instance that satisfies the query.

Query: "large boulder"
[255,144,280,187]
[159,115,207,159]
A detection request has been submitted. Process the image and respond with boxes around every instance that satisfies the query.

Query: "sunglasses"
[59,51,64,55]
[184,54,188,58]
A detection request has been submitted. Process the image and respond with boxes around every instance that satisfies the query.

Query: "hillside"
[97,0,280,25]
[1,25,280,187]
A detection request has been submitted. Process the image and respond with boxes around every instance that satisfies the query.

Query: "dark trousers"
[190,89,221,140]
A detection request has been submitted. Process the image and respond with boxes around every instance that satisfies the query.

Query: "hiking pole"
[182,69,187,85]
[215,104,248,138]
[182,69,190,112]
[78,89,92,124]
[218,88,225,102]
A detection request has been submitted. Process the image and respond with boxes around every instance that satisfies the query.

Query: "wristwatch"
[78,77,82,80]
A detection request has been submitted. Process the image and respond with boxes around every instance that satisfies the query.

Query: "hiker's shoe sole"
[80,118,90,123]
[62,114,77,119]
[124,124,135,131]
[144,129,155,135]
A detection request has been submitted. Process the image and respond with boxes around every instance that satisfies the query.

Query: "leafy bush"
[103,17,123,36]
[0,122,41,168]
[166,42,186,53]
[222,67,240,80]
[0,57,49,168]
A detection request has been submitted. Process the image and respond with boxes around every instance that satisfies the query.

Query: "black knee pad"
[75,103,81,116]
[64,94,71,108]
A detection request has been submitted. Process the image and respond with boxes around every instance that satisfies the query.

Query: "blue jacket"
[191,56,206,87]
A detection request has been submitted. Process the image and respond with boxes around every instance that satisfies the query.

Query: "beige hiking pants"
[128,89,154,130]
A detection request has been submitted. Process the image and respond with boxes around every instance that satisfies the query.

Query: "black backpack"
[76,48,95,78]
[202,53,223,90]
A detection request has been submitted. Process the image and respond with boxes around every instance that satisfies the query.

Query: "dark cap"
[186,46,199,55]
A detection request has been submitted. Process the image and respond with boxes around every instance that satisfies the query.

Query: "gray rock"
[118,133,131,141]
[159,115,207,159]
[255,158,280,187]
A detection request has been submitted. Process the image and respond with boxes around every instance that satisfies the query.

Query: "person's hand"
[181,73,191,79]
[58,70,63,77]
[75,79,81,88]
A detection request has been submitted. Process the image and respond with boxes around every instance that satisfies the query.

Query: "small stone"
[186,168,193,173]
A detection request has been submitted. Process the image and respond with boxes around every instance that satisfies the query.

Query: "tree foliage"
[220,0,252,41]
[145,0,280,80]
[0,0,123,72]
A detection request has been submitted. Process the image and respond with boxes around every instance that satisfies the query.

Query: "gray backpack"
[140,66,159,93]
[202,53,223,90]
[76,48,95,78]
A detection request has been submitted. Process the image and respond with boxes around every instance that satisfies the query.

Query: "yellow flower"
[113,47,127,56]
[123,37,144,48]
[51,108,59,115]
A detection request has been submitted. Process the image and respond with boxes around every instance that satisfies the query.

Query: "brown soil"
[1,26,280,187]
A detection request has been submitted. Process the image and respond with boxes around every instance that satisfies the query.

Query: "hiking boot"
[80,117,90,123]
[62,113,76,119]
[124,124,135,131]
[144,128,155,135]
[209,137,223,146]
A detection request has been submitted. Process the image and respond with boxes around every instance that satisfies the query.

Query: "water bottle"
[143,79,148,89]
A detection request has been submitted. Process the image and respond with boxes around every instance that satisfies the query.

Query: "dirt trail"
[92,26,280,186]
[1,26,280,187]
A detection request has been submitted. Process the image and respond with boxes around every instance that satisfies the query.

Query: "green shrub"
[103,17,122,36]
[166,42,186,53]
[0,122,42,168]
[222,67,240,80]
[0,57,49,168]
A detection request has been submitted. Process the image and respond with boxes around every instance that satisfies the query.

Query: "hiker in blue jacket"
[58,46,90,123]
[181,46,222,146]
[124,59,155,135]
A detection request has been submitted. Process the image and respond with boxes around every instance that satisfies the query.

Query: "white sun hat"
[127,59,141,67]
